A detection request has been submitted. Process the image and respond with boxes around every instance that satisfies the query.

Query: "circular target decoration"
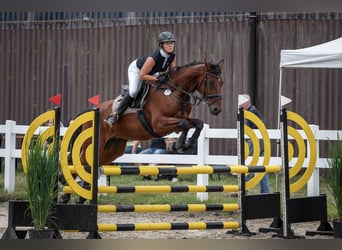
[21,110,56,174]
[243,110,271,190]
[286,111,316,193]
[287,127,305,178]
[59,111,95,200]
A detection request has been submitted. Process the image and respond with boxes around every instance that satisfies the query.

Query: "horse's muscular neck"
[172,64,205,94]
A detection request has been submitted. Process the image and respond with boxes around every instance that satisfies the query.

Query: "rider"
[105,31,177,126]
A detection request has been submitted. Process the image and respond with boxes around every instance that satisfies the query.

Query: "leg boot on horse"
[104,93,133,126]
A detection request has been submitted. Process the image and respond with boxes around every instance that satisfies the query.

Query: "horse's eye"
[209,80,216,88]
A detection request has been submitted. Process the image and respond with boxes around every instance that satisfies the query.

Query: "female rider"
[105,31,177,126]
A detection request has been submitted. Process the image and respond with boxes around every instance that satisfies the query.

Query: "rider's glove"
[157,74,169,83]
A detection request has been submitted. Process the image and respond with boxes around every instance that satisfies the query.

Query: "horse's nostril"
[211,106,221,115]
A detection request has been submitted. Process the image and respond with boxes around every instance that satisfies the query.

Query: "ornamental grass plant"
[25,134,59,229]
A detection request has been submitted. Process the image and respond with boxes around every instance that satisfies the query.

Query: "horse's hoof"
[177,148,185,154]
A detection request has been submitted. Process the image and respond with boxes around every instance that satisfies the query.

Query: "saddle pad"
[111,95,139,115]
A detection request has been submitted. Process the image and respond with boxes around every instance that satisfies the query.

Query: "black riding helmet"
[158,31,176,46]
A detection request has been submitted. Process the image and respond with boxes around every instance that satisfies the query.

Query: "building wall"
[0,12,341,155]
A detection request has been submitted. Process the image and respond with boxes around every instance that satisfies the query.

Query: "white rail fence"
[1,120,341,200]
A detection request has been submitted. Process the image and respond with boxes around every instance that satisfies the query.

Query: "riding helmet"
[158,31,176,44]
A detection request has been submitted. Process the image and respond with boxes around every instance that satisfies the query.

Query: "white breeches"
[128,59,159,98]
[127,60,141,98]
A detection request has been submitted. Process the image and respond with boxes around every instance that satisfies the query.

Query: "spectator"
[119,140,142,166]
[139,137,178,181]
[239,94,270,194]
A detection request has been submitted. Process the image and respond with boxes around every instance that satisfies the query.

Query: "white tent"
[278,37,342,123]
[280,37,342,68]
[277,37,342,196]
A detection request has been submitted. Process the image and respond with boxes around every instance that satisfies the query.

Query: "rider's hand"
[156,74,169,83]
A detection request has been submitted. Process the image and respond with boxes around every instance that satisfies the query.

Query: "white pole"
[4,120,17,193]
[307,125,320,196]
[197,124,209,201]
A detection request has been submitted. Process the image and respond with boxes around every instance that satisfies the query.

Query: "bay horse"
[81,59,224,166]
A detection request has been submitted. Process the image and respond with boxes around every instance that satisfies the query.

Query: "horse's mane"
[174,61,203,71]
[173,61,221,75]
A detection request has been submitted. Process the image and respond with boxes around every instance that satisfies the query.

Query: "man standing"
[239,94,270,193]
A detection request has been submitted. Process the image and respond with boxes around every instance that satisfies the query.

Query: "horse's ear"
[218,59,224,69]
[204,58,211,70]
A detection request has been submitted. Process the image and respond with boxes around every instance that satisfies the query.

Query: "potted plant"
[327,133,342,239]
[24,134,59,239]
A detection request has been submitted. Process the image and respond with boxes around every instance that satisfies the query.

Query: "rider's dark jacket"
[136,49,175,75]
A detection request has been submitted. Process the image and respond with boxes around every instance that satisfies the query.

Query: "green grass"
[0,163,338,220]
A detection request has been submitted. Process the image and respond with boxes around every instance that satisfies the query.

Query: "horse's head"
[198,59,224,115]
[166,59,224,116]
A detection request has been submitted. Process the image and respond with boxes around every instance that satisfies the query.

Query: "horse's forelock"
[209,63,222,76]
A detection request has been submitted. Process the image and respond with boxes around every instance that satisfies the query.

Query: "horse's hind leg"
[75,138,127,205]
[99,138,127,165]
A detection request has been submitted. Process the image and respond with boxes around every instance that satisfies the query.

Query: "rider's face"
[162,42,175,54]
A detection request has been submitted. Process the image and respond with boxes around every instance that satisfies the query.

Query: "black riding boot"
[105,93,133,126]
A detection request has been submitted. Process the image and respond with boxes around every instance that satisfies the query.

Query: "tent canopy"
[280,37,342,68]
[277,37,342,128]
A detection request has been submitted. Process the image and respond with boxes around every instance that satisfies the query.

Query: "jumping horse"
[80,59,225,166]
[57,59,225,237]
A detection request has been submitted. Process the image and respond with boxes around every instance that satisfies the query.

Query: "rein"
[146,65,223,111]
[159,71,223,107]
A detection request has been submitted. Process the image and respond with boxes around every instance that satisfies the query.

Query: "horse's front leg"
[174,118,203,153]
[175,129,189,152]
[182,118,203,150]
[154,117,203,152]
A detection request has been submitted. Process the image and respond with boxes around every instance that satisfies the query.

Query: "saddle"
[111,82,150,114]
[110,82,164,137]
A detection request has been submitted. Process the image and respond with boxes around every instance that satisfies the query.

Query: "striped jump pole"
[98,221,239,232]
[58,107,280,238]
[66,164,281,176]
[98,203,239,213]
[64,184,239,194]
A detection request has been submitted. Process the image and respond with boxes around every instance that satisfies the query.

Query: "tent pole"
[275,68,283,192]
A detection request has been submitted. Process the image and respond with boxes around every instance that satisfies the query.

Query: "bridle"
[148,67,223,108]
[197,72,223,106]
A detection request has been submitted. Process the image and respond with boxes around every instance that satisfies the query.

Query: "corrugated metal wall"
[1,12,341,156]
